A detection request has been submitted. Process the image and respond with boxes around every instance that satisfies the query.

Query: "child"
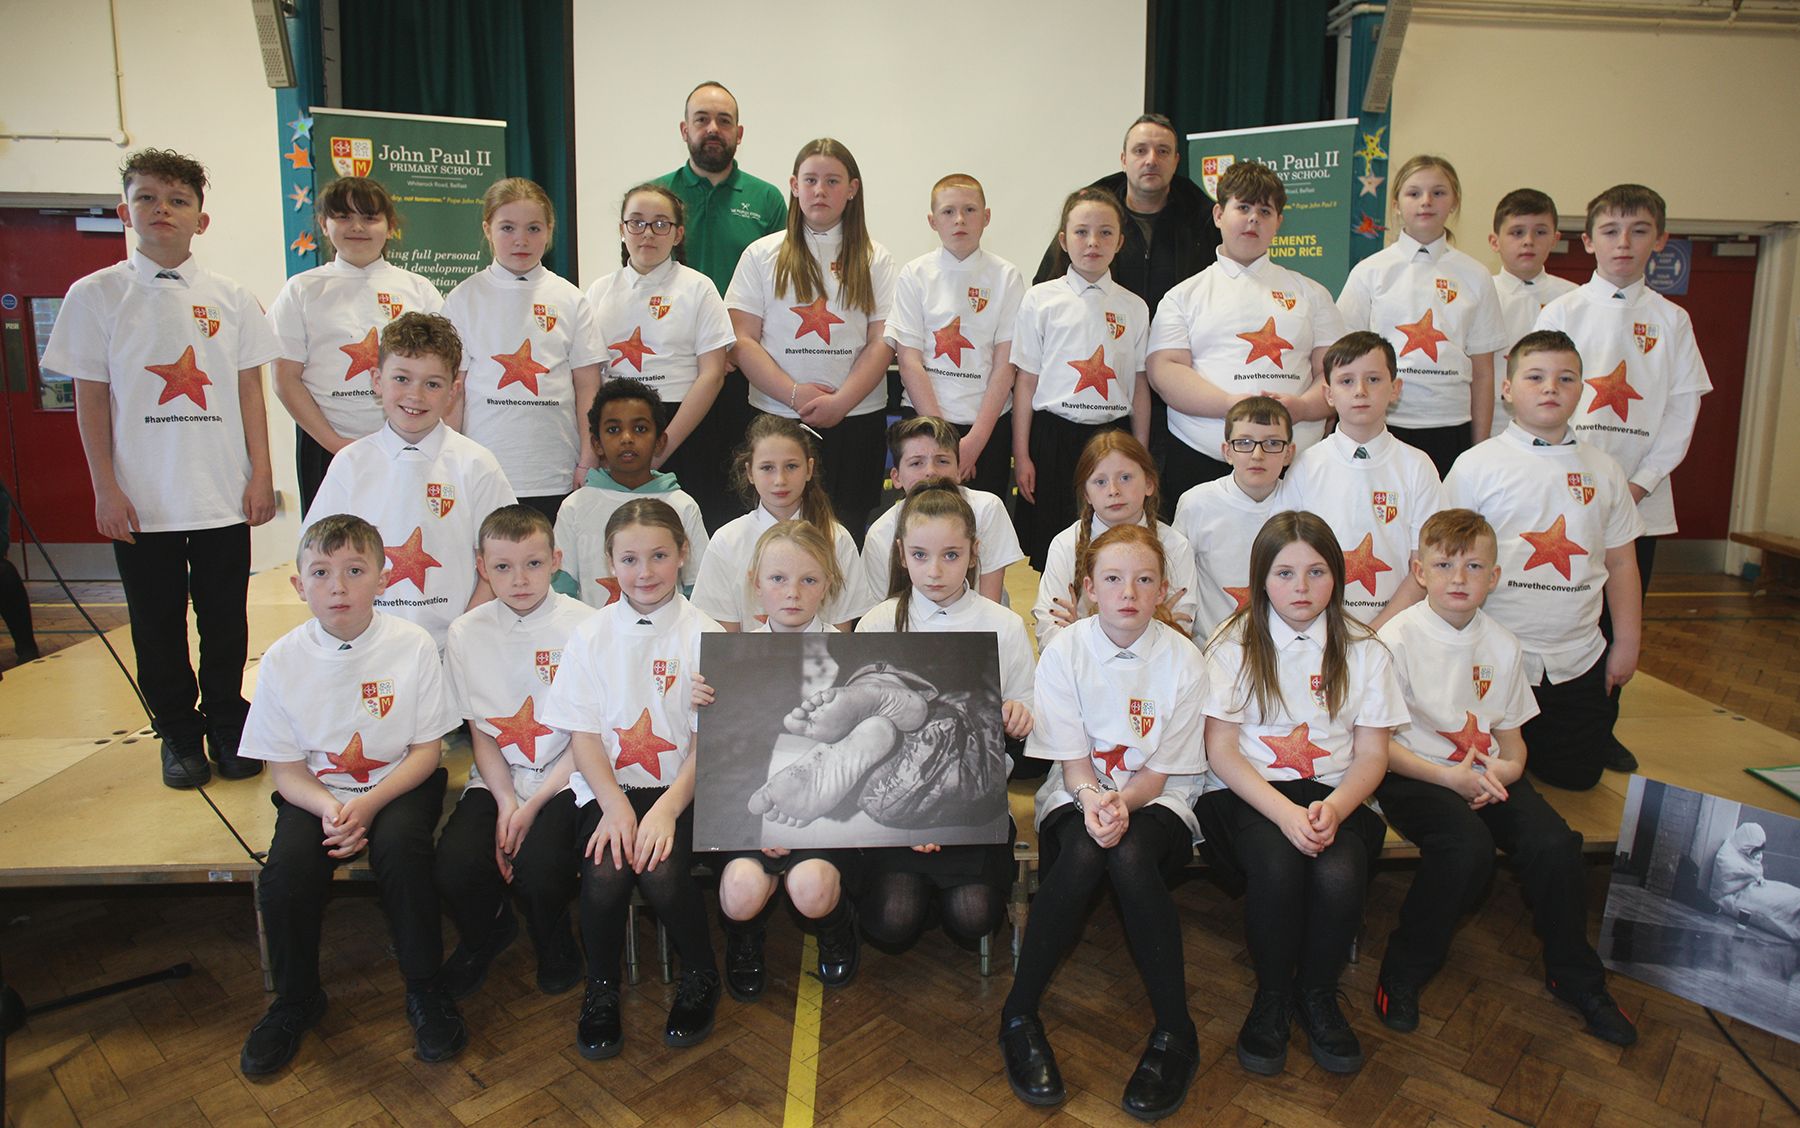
[1373,508,1637,1046]
[268,176,444,512]
[746,519,845,634]
[1011,187,1151,570]
[1173,396,1301,641]
[855,479,1035,952]
[45,148,283,788]
[691,414,871,629]
[860,416,1023,607]
[1148,160,1343,500]
[444,177,605,519]
[1195,511,1405,1077]
[998,524,1207,1120]
[435,505,596,1001]
[554,377,711,608]
[1337,155,1506,476]
[1286,332,1442,627]
[726,138,897,539]
[540,499,722,1058]
[237,514,463,1075]
[1443,330,1644,792]
[585,183,737,530]
[303,312,517,650]
[886,173,1027,499]
[1032,431,1197,648]
[1486,189,1576,439]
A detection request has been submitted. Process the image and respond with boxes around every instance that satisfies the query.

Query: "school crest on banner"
[1271,290,1296,311]
[426,483,455,517]
[1567,473,1595,505]
[652,658,679,696]
[377,292,404,319]
[534,303,557,333]
[1199,154,1235,199]
[330,136,373,178]
[648,296,671,320]
[1105,311,1125,340]
[1128,698,1155,738]
[1473,664,1494,699]
[1435,278,1458,304]
[1371,490,1399,524]
[968,287,989,313]
[361,678,395,719]
[534,648,561,686]
[1633,322,1660,354]
[192,305,221,338]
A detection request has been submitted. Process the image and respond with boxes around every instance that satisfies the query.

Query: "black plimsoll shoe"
[404,988,467,1063]
[1293,985,1363,1073]
[1121,1028,1199,1121]
[664,969,721,1048]
[161,739,210,789]
[239,990,327,1076]
[576,977,622,1060]
[207,720,262,780]
[815,909,860,988]
[1374,977,1420,1033]
[724,927,767,1003]
[998,1014,1064,1106]
[1547,976,1639,1046]
[535,912,582,996]
[1605,741,1639,774]
[1236,989,1291,1075]
[438,903,520,1000]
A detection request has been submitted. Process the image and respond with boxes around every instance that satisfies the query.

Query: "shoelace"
[674,971,719,1007]
[1298,987,1354,1031]
[1247,991,1289,1026]
[580,981,620,1017]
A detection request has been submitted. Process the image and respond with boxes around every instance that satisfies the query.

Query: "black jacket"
[1033,171,1221,317]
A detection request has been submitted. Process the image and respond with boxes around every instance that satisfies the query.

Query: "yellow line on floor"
[782,934,823,1128]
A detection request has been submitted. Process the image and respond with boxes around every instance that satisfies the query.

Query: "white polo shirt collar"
[486,261,547,284]
[1396,232,1448,262]
[934,245,983,272]
[1500,421,1575,449]
[1323,426,1394,462]
[304,614,380,653]
[1061,267,1114,296]
[1270,606,1329,651]
[907,582,975,624]
[130,249,196,286]
[1584,273,1646,303]
[624,255,681,292]
[1083,614,1163,663]
[1214,251,1270,281]
[621,594,683,631]
[372,420,449,461]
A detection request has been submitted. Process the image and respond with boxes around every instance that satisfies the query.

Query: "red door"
[1543,236,1753,541]
[0,208,129,573]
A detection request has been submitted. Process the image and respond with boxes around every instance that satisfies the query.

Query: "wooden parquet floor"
[1638,580,1800,741]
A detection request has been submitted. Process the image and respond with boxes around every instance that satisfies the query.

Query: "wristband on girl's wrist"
[789,384,799,410]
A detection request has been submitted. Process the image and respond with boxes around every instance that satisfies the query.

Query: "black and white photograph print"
[692,631,1010,852]
[1600,776,1800,1041]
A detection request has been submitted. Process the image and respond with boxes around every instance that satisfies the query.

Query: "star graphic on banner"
[1342,533,1393,595]
[1358,171,1385,198]
[595,577,622,605]
[1395,309,1450,361]
[285,142,312,170]
[1437,711,1493,764]
[1237,317,1294,367]
[1224,586,1252,611]
[290,231,317,256]
[791,296,844,343]
[932,317,974,366]
[1585,361,1644,421]
[1069,345,1116,400]
[492,339,550,395]
[488,696,556,763]
[1093,744,1130,780]
[1259,723,1332,779]
[384,527,442,592]
[287,115,314,141]
[608,326,656,371]
[1521,515,1587,580]
[315,732,389,784]
[339,327,380,382]
[612,708,677,779]
[147,346,212,409]
[289,184,312,211]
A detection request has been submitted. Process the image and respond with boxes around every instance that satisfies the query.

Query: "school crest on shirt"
[1270,290,1296,311]
[425,482,456,517]
[829,260,842,279]
[330,136,373,178]
[1633,321,1660,354]
[1473,664,1495,699]
[191,305,221,338]
[1105,311,1126,340]
[1435,278,1458,304]
[377,292,404,319]
[534,648,562,686]
[651,658,680,696]
[1371,491,1399,525]
[1310,674,1327,708]
[361,678,395,719]
[648,295,671,320]
[533,303,558,333]
[967,286,990,313]
[1127,698,1156,738]
[1567,472,1595,505]
[1199,154,1235,200]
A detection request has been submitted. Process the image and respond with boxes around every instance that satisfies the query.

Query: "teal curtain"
[1148,0,1335,137]
[337,0,575,278]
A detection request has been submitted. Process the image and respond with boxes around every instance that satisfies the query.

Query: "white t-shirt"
[1013,269,1149,424]
[857,585,1035,704]
[41,250,284,532]
[1377,602,1540,770]
[748,616,834,633]
[690,503,873,626]
[860,486,1023,608]
[1173,473,1303,642]
[725,226,897,418]
[885,247,1026,424]
[585,257,734,402]
[1443,425,1646,683]
[266,256,444,438]
[1031,514,1199,650]
[302,422,518,648]
[1286,429,1443,622]
[1202,610,1406,790]
[442,262,605,495]
[540,595,721,805]
[1028,616,1208,837]
[1534,276,1712,536]
[445,592,596,801]
[552,474,711,608]
[241,613,458,802]
[1150,252,1344,457]
[1337,233,1507,428]
[1489,269,1577,439]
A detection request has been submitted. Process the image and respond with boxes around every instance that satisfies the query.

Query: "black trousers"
[1016,410,1127,571]
[1521,652,1616,792]
[662,378,753,534]
[812,410,889,542]
[577,790,716,981]
[1387,423,1470,480]
[295,428,337,519]
[434,785,580,955]
[258,767,448,1002]
[1377,773,1604,991]
[112,523,250,748]
[516,493,569,523]
[1159,437,1231,519]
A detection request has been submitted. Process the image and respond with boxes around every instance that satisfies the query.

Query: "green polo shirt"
[655,162,788,296]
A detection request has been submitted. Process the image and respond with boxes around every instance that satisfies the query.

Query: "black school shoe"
[664,969,721,1047]
[439,903,520,1000]
[207,719,262,780]
[1235,989,1291,1075]
[577,977,623,1060]
[240,989,327,1076]
[1121,1028,1200,1121]
[815,909,860,988]
[998,1014,1065,1106]
[1293,985,1364,1073]
[1374,976,1421,1033]
[724,927,767,1002]
[161,739,211,789]
[1547,976,1639,1046]
[535,912,583,996]
[405,988,468,1063]
[1605,741,1640,774]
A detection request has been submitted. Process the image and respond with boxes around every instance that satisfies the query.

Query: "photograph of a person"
[693,631,1009,852]
[1600,777,1800,1042]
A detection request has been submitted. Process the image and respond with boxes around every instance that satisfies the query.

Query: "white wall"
[571,0,1150,290]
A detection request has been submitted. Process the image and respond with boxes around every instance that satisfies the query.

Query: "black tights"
[859,872,1004,948]
[1003,805,1194,1037]
[577,791,716,981]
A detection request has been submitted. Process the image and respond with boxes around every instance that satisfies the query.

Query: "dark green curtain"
[337,0,575,278]
[1148,0,1335,137]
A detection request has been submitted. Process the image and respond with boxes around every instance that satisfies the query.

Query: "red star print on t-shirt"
[791,296,844,343]
[488,696,556,763]
[1069,345,1116,400]
[932,317,974,366]
[340,327,380,382]
[1224,586,1252,611]
[595,577,622,605]
[612,707,677,780]
[1520,514,1588,581]
[314,732,389,783]
[1237,317,1294,367]
[1584,361,1644,422]
[608,326,657,372]
[383,527,442,592]
[1437,710,1493,764]
[146,346,212,409]
[1395,310,1451,362]
[1342,532,1393,595]
[1259,723,1332,779]
[1092,744,1130,780]
[492,339,550,395]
